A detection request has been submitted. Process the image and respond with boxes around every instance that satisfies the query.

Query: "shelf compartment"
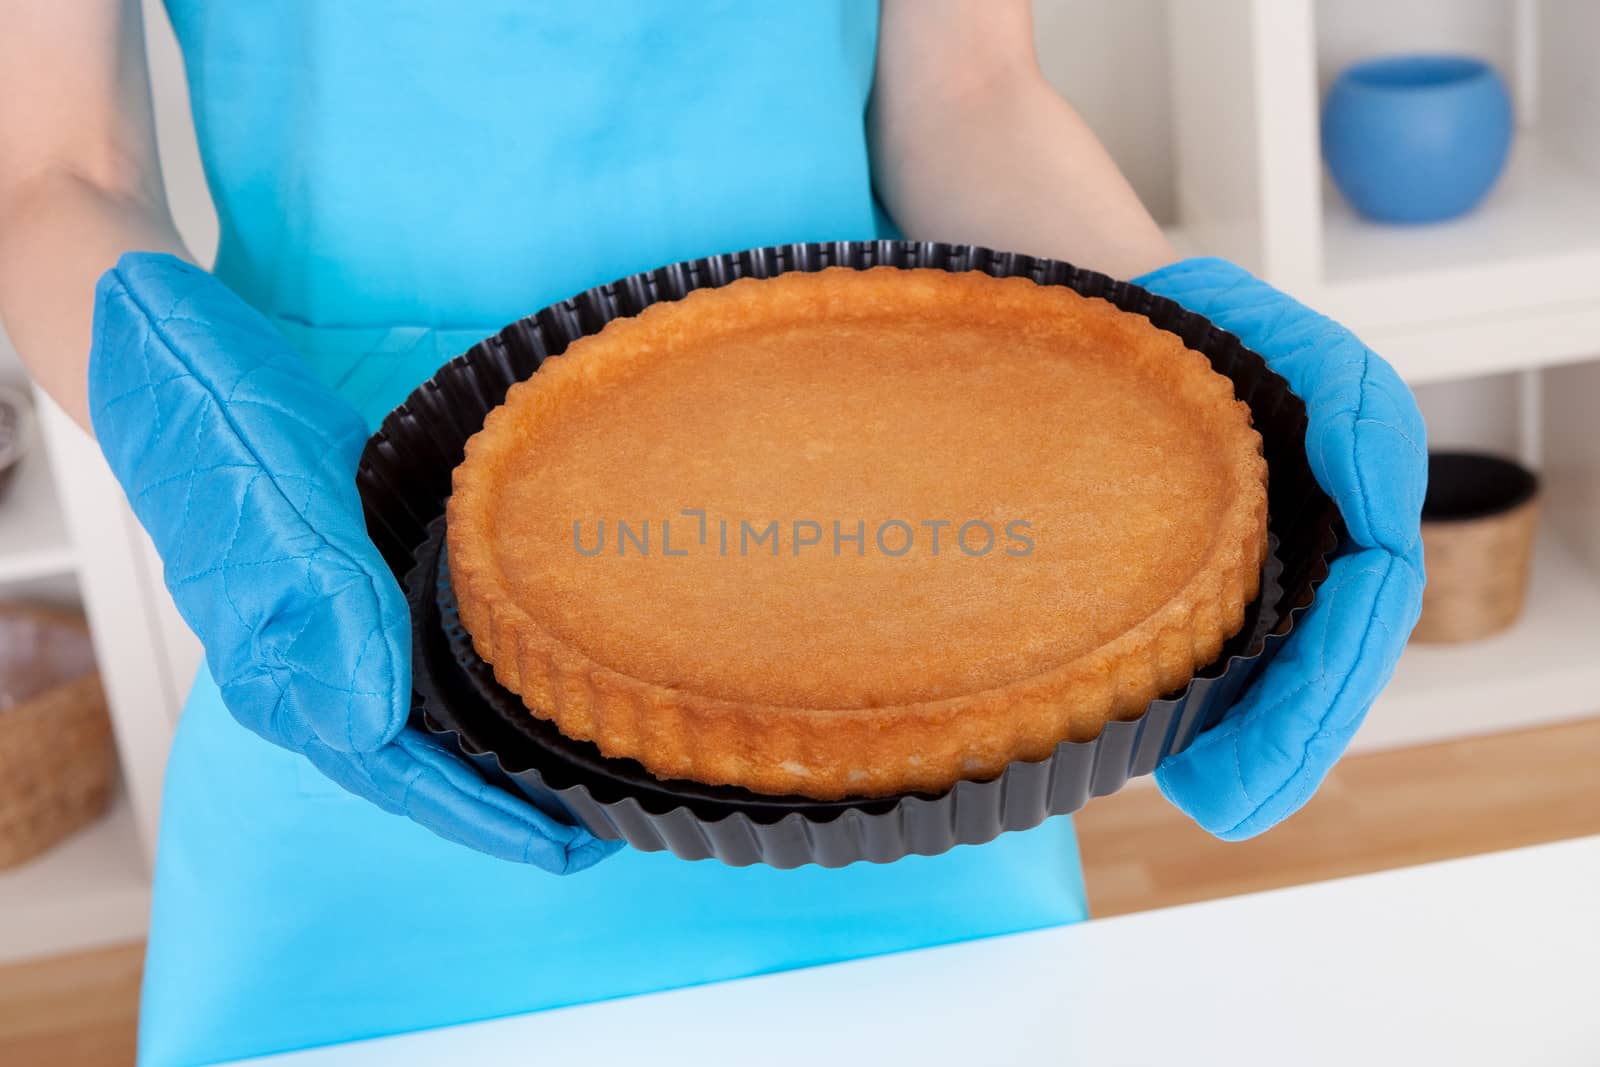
[1355,531,1600,753]
[1319,135,1600,331]
[0,787,149,966]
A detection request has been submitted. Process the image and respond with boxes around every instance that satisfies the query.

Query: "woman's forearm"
[871,0,1176,280]
[0,171,187,429]
[0,0,188,431]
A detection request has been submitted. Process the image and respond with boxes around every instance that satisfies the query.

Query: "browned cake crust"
[448,267,1267,799]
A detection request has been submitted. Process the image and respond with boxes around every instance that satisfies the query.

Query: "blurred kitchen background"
[2,1,1598,1063]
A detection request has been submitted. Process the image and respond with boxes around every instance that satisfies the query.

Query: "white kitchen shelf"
[0,787,150,966]
[0,441,76,586]
[1322,137,1600,295]
[1316,136,1600,371]
[1354,299,1600,386]
[1353,531,1600,753]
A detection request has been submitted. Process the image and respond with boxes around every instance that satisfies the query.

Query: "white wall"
[1413,374,1524,457]
[1033,0,1176,224]
[143,1,216,262]
[1540,0,1600,172]
[1314,0,1515,94]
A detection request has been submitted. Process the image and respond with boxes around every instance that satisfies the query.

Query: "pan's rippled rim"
[409,520,1295,868]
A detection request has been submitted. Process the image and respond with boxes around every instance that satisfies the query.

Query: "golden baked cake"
[448,267,1267,800]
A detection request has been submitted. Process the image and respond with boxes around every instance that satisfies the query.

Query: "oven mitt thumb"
[1134,257,1426,840]
[87,252,617,871]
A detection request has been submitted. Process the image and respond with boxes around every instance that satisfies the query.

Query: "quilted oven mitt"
[1135,257,1427,840]
[88,252,619,872]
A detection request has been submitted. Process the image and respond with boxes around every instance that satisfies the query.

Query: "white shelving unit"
[1166,0,1600,751]
[0,334,192,966]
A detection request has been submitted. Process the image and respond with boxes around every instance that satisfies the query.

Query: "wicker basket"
[0,604,115,870]
[1414,452,1540,644]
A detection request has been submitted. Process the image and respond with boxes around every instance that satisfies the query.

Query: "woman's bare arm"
[871,0,1175,280]
[0,0,189,430]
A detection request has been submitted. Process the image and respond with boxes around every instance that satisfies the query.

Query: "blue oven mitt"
[1134,257,1426,840]
[88,252,618,872]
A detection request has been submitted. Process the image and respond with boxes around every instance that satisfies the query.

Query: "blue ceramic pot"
[1321,55,1513,224]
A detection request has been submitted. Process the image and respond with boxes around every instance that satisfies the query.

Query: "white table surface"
[236,834,1600,1067]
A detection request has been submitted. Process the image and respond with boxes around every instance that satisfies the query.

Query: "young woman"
[0,3,1424,1063]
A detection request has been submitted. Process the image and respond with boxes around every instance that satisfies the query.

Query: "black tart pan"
[358,240,1341,868]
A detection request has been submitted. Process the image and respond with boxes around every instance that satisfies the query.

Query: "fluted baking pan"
[359,240,1341,868]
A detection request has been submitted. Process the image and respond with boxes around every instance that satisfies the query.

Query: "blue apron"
[140,4,1087,1064]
